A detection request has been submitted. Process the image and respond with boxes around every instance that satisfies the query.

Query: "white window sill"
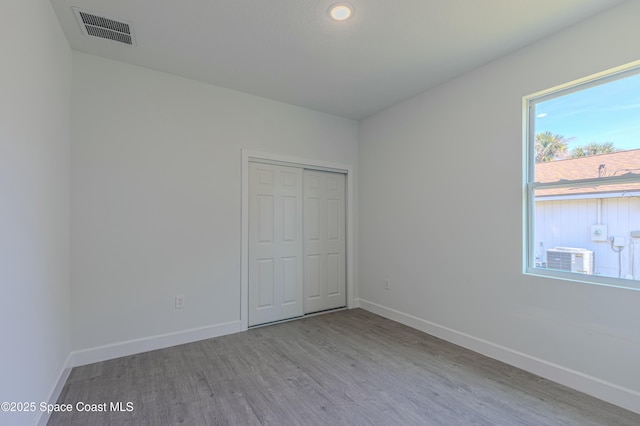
[525,267,640,291]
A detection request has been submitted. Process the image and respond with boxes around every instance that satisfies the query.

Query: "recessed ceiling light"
[329,3,353,21]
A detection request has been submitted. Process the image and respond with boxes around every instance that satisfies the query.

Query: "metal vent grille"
[73,8,135,46]
[85,26,132,45]
[546,247,594,274]
[547,251,572,271]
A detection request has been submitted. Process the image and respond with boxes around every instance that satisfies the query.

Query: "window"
[524,61,640,289]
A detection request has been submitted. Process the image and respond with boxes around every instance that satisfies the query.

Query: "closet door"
[304,170,346,314]
[248,163,304,326]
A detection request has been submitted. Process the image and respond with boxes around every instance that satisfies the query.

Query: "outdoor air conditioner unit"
[546,247,593,274]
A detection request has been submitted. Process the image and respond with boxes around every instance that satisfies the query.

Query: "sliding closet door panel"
[249,163,303,326]
[327,253,340,296]
[304,170,346,314]
[306,254,321,299]
[257,259,274,308]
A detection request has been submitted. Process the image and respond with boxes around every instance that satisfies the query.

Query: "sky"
[534,71,640,152]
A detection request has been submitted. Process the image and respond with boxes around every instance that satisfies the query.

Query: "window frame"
[523,60,640,291]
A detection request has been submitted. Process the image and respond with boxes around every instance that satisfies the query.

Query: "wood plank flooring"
[49,309,640,425]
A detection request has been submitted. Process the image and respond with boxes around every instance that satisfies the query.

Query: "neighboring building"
[535,149,640,279]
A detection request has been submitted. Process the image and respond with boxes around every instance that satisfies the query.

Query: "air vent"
[72,7,135,46]
[546,247,594,274]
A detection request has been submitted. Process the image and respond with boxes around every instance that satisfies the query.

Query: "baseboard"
[356,298,640,415]
[69,320,244,367]
[37,353,73,426]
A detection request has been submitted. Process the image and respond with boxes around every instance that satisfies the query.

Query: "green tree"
[571,142,617,158]
[535,131,568,163]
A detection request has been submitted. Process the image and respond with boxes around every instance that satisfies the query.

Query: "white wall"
[359,0,640,413]
[0,1,71,425]
[536,197,640,279]
[71,52,358,355]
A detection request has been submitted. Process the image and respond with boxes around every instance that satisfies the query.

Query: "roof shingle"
[535,149,640,197]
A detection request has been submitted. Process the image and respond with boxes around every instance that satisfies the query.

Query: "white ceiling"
[50,0,625,120]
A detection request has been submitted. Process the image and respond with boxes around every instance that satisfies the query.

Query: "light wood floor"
[49,309,640,425]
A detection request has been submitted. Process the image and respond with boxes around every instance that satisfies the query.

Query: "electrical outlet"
[175,294,185,309]
[384,279,391,290]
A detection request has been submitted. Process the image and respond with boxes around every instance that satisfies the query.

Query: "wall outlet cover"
[175,295,185,309]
